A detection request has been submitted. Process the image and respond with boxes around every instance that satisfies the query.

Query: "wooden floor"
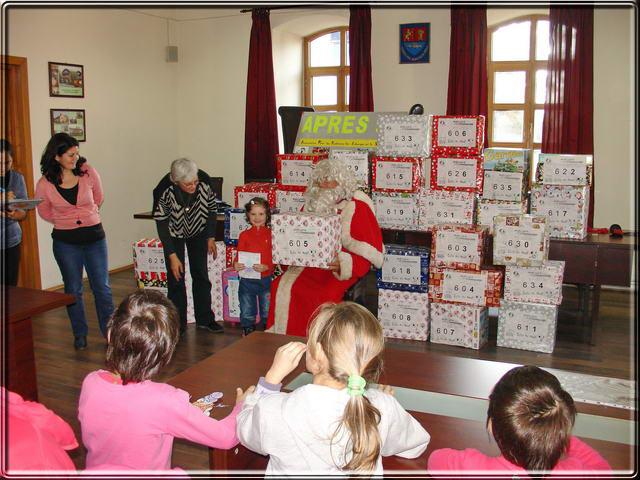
[30,267,635,471]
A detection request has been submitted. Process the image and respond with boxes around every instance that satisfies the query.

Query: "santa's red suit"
[266,190,384,336]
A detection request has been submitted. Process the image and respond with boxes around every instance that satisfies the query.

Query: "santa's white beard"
[304,186,344,214]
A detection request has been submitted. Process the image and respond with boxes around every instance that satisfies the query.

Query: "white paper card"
[237,191,269,209]
[435,230,481,264]
[432,319,465,344]
[277,192,305,213]
[227,277,240,317]
[498,228,545,259]
[542,156,588,185]
[135,245,149,272]
[146,246,166,272]
[381,254,422,285]
[501,309,553,346]
[422,197,472,226]
[436,158,478,188]
[441,270,485,304]
[229,211,251,240]
[375,160,413,190]
[379,303,424,329]
[237,251,261,279]
[543,198,581,227]
[330,149,370,185]
[483,171,524,201]
[507,268,558,301]
[375,195,417,227]
[281,159,314,186]
[437,118,477,148]
[382,122,427,156]
[283,225,321,258]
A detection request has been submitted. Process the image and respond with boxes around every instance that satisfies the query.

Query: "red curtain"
[348,5,374,112]
[542,7,594,228]
[244,9,278,181]
[446,6,488,146]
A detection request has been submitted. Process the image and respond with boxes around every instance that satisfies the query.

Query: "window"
[304,27,350,112]
[488,15,550,183]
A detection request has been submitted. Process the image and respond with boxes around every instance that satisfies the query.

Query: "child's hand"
[377,384,395,396]
[235,385,256,405]
[233,262,245,272]
[253,264,268,273]
[265,342,307,385]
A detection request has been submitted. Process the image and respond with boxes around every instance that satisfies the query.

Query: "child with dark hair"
[233,196,273,336]
[78,289,254,470]
[428,365,611,475]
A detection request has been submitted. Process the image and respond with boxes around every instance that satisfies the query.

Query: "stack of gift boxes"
[492,214,564,353]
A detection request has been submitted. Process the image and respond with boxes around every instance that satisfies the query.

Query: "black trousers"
[2,244,21,286]
[164,234,215,330]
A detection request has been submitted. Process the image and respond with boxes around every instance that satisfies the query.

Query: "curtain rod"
[240,6,313,13]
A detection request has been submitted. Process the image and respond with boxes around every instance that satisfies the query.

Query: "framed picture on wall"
[400,23,430,64]
[48,62,84,97]
[50,109,86,142]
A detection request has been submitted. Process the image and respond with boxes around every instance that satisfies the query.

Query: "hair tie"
[347,375,366,396]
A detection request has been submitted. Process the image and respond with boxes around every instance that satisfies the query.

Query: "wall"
[7,7,178,288]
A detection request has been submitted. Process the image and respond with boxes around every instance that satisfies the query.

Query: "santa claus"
[266,158,384,336]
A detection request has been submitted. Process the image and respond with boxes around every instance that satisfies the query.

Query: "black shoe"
[256,322,267,332]
[179,326,186,337]
[242,326,256,337]
[197,322,224,334]
[74,336,87,350]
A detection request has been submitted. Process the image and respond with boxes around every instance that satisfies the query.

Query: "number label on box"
[433,322,464,344]
[380,303,424,328]
[544,199,581,227]
[441,270,485,304]
[542,157,588,185]
[435,230,480,264]
[278,193,305,213]
[237,191,269,208]
[375,195,417,227]
[483,171,523,201]
[382,123,427,156]
[437,158,478,188]
[375,161,414,190]
[285,226,320,258]
[227,277,240,317]
[281,159,314,186]
[146,247,165,272]
[381,254,422,285]
[502,310,549,343]
[437,118,477,148]
[229,211,251,239]
[497,228,544,258]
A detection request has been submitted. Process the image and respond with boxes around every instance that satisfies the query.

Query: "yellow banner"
[298,138,377,148]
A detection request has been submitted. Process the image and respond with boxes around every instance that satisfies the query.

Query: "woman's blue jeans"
[52,238,114,338]
[238,276,271,328]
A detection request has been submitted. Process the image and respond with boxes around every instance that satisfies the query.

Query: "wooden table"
[4,286,75,401]
[382,230,635,345]
[168,332,634,472]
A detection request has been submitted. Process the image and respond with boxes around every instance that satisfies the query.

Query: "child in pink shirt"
[78,289,254,470]
[428,366,611,476]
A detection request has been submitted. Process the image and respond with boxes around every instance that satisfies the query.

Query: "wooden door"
[1,55,41,289]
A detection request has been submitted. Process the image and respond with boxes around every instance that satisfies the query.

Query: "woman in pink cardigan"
[35,133,114,350]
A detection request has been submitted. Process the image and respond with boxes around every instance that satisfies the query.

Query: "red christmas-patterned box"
[371,156,424,193]
[428,266,503,307]
[431,115,485,157]
[430,155,484,193]
[431,224,490,272]
[225,245,238,268]
[276,153,328,191]
[234,182,277,208]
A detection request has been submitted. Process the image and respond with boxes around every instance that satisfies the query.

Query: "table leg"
[590,284,601,346]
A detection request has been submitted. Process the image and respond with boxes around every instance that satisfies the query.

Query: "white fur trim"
[333,251,353,281]
[340,194,384,269]
[271,267,304,334]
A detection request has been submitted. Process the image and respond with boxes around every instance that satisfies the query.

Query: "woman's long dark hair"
[40,133,87,184]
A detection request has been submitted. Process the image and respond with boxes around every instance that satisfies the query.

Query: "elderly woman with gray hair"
[152,158,222,336]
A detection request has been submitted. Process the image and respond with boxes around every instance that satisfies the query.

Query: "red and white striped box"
[503,260,565,306]
[430,155,484,193]
[378,288,430,341]
[275,188,305,214]
[431,115,485,157]
[234,182,277,209]
[276,153,328,191]
[431,224,490,272]
[225,245,238,268]
[428,266,503,307]
[417,190,475,232]
[371,156,424,193]
[271,213,342,268]
[430,303,488,349]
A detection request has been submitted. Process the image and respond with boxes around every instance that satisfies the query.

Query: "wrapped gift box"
[184,240,226,323]
[530,184,589,240]
[133,238,166,276]
[329,148,371,188]
[371,156,424,193]
[430,155,484,193]
[376,113,432,158]
[482,170,526,202]
[224,208,251,246]
[221,268,260,324]
[378,288,430,341]
[536,154,593,186]
[493,215,549,266]
[234,182,277,209]
[431,115,485,157]
[271,213,341,268]
[497,300,558,353]
[225,245,237,268]
[276,153,328,191]
[372,192,419,231]
[431,225,489,272]
[275,188,306,213]
[376,244,430,293]
[504,260,565,305]
[483,148,530,174]
[429,303,488,349]
[476,199,528,234]
[428,266,503,307]
[417,190,475,231]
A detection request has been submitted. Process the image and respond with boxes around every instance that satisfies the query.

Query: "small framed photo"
[48,61,84,97]
[50,109,86,142]
[400,23,430,64]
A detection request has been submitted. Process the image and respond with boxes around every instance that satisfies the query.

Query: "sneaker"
[242,326,256,337]
[197,322,224,334]
[74,336,87,350]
